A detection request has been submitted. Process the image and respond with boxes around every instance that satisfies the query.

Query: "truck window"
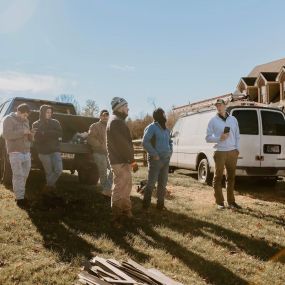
[13,99,77,115]
[232,110,259,135]
[261,111,285,136]
[0,101,10,116]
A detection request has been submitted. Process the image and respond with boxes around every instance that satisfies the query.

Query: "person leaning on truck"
[206,98,241,210]
[142,108,173,211]
[32,105,63,193]
[87,109,113,197]
[106,97,139,228]
[2,103,33,208]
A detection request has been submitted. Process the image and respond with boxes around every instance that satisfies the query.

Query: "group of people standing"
[87,97,173,228]
[3,104,63,208]
[2,96,241,229]
[2,97,174,229]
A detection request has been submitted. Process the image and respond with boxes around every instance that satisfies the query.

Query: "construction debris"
[78,256,183,285]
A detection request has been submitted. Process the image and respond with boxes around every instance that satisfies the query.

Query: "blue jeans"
[143,156,170,208]
[39,152,63,187]
[93,153,113,192]
[9,152,31,200]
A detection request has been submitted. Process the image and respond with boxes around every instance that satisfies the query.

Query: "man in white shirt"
[206,98,241,210]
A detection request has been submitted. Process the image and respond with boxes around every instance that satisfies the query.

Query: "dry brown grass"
[0,168,285,285]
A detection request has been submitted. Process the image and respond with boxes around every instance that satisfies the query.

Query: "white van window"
[261,111,285,136]
[232,110,259,135]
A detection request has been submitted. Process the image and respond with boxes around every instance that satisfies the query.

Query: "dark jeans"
[143,156,170,208]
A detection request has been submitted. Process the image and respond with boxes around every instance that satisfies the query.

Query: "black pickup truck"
[0,97,99,186]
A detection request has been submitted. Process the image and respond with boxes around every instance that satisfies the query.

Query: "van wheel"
[0,147,12,187]
[198,158,212,185]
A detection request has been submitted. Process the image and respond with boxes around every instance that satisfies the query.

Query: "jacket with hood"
[32,105,62,154]
[87,120,107,154]
[106,112,134,164]
[3,112,31,153]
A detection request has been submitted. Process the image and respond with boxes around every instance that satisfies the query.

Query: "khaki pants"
[213,150,238,204]
[111,163,132,220]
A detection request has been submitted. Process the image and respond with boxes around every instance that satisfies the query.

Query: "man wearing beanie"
[142,108,173,211]
[88,109,113,196]
[106,97,138,228]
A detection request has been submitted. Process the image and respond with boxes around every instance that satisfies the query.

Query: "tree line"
[55,94,178,139]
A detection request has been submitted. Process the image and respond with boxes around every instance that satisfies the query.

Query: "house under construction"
[173,58,285,115]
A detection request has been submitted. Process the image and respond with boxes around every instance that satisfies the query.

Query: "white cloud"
[109,64,135,71]
[0,71,72,94]
[0,0,38,33]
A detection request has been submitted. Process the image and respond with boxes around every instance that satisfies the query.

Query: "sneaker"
[228,202,242,209]
[217,203,225,210]
[16,199,30,209]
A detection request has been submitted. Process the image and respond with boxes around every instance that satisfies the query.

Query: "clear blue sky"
[0,0,285,117]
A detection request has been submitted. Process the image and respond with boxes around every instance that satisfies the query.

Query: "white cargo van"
[170,103,285,184]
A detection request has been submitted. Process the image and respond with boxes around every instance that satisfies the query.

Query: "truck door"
[260,109,285,168]
[231,108,261,167]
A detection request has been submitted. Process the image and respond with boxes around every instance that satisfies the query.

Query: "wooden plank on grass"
[148,269,183,285]
[79,271,111,285]
[126,260,164,285]
[95,257,137,283]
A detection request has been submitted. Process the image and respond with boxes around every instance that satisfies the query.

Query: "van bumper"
[236,167,285,177]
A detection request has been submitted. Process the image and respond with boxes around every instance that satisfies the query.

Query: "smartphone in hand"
[224,126,230,134]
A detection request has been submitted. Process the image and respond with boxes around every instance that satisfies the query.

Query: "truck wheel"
[262,177,278,186]
[0,148,12,187]
[78,162,99,185]
[198,158,212,185]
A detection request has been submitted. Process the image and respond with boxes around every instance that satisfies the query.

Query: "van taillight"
[263,144,281,154]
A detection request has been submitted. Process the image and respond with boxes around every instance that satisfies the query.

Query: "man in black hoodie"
[32,105,63,192]
[107,97,138,228]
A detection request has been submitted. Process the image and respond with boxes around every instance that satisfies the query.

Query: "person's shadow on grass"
[25,172,282,285]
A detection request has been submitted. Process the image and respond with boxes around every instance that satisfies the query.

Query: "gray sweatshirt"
[3,113,31,153]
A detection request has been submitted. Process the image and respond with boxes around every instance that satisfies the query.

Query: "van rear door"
[231,108,261,167]
[260,109,285,168]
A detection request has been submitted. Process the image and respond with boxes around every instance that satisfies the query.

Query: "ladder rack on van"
[180,94,274,117]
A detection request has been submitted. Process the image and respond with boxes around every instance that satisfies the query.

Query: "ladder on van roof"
[180,93,274,117]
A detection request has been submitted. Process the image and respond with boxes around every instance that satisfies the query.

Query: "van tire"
[197,158,212,185]
[0,146,12,187]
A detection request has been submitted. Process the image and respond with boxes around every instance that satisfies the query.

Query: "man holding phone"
[206,98,241,210]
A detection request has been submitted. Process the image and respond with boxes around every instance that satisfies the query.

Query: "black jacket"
[33,118,62,155]
[106,113,134,165]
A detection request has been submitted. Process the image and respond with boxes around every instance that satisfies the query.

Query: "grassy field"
[0,168,285,285]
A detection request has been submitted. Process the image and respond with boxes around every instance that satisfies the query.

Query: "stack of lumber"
[77,256,183,285]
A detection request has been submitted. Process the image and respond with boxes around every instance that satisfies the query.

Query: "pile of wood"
[77,256,183,285]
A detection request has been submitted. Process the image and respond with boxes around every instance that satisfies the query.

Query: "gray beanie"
[111,97,128,111]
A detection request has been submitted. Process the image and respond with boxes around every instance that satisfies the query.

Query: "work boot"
[228,202,242,209]
[156,201,166,211]
[16,199,30,209]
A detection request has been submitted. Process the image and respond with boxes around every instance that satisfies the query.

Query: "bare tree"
[81,99,99,117]
[55,94,81,114]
